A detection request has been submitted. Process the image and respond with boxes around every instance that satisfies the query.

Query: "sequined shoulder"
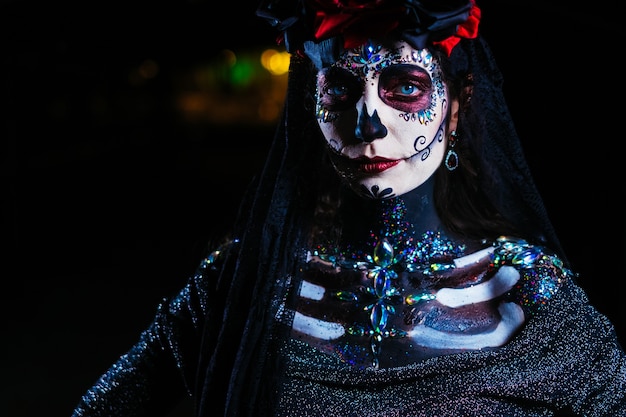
[493,236,574,315]
[196,238,241,272]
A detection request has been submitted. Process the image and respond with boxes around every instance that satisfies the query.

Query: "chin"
[350,178,403,200]
[360,165,415,194]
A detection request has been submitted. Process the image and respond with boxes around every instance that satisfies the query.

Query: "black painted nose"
[355,103,387,143]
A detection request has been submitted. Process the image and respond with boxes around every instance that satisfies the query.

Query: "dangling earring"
[445,130,459,171]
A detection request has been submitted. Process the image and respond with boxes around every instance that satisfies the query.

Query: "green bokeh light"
[229,59,255,87]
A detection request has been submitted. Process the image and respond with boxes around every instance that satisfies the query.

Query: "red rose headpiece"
[257,0,480,64]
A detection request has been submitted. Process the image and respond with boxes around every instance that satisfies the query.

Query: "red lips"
[355,156,401,174]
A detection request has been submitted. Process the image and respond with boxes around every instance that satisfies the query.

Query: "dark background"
[3,1,624,416]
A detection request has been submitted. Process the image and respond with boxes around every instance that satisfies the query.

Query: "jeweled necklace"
[311,197,466,368]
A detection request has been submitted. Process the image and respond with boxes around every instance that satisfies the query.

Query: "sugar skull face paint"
[315,40,457,199]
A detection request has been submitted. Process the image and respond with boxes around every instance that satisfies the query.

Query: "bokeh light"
[175,46,289,126]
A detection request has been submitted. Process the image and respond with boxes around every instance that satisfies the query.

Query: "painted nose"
[355,103,387,143]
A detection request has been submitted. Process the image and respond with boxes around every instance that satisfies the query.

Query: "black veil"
[447,35,566,257]
[195,54,325,416]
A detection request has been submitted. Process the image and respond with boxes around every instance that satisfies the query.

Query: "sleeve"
[71,242,231,417]
[518,280,626,416]
[561,284,626,416]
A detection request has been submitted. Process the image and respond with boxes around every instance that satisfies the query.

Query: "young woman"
[72,0,626,415]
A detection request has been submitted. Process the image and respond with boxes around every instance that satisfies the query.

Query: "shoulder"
[196,238,241,273]
[184,237,242,301]
[489,236,573,278]
[491,236,575,315]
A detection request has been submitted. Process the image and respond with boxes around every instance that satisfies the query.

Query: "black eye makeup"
[378,64,433,113]
[316,67,363,112]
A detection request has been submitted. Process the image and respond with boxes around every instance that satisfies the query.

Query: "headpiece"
[257,0,481,67]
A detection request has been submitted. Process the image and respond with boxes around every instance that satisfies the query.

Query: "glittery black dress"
[71,233,626,416]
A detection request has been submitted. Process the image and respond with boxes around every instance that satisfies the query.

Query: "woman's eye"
[380,80,429,105]
[379,64,433,112]
[326,85,349,97]
[317,67,362,111]
[396,83,419,96]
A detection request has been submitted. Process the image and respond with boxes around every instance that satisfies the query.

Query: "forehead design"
[333,40,438,82]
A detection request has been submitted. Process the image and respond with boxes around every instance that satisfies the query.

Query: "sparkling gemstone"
[373,239,394,267]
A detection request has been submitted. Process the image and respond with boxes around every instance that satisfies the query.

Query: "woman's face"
[315,40,458,199]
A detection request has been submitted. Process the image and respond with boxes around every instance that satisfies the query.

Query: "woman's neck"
[337,176,450,247]
[394,175,443,237]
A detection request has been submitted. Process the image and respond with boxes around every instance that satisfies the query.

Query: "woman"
[72,0,626,415]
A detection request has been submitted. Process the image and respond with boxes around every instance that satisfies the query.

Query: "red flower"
[432,0,481,55]
[312,0,407,48]
[257,0,481,58]
[310,0,481,54]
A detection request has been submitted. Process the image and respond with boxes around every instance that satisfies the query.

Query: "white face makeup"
[315,40,456,199]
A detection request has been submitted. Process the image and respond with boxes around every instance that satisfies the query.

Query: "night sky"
[3,1,625,416]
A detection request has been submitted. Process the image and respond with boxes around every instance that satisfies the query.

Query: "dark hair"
[433,47,520,240]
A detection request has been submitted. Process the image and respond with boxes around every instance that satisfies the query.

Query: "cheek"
[317,122,341,151]
[317,110,357,150]
[377,105,445,151]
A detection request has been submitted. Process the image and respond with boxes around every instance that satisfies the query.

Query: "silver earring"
[445,130,459,171]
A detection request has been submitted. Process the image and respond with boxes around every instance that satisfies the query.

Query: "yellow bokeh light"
[260,49,290,75]
[175,46,289,126]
